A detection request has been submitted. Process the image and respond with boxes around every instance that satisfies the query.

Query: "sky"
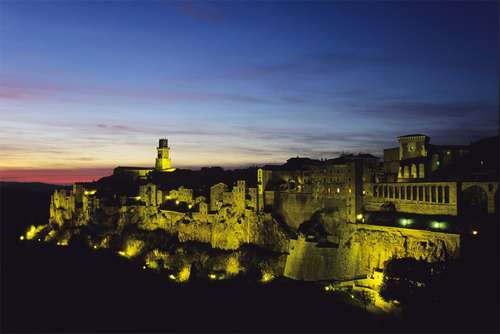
[0,1,498,184]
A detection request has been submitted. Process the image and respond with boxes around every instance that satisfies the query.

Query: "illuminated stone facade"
[372,134,498,216]
[363,181,458,216]
[262,155,378,226]
[155,138,175,172]
[50,183,99,226]
[383,134,470,183]
[284,223,460,281]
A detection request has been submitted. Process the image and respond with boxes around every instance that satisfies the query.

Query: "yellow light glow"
[84,190,97,195]
[188,204,192,209]
[19,236,24,240]
[225,256,241,276]
[261,271,274,283]
[472,230,479,235]
[336,188,340,193]
[356,213,363,220]
[175,200,180,205]
[169,274,176,280]
[93,245,98,249]
[25,225,46,240]
[57,239,69,246]
[178,266,191,282]
[208,273,217,280]
[142,265,146,270]
[119,239,144,258]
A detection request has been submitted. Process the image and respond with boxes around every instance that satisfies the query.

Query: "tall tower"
[155,138,172,171]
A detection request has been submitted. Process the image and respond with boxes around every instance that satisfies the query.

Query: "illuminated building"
[113,138,176,179]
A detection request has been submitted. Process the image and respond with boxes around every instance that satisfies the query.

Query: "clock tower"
[398,134,429,160]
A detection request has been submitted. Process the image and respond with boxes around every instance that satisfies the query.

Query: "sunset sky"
[0,1,498,184]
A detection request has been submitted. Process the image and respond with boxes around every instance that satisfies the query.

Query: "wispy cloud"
[0,77,290,106]
[171,2,224,23]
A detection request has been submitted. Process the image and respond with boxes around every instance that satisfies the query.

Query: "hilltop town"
[24,135,498,312]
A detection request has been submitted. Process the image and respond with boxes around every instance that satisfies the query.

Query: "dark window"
[444,186,450,203]
[389,186,393,198]
[412,186,417,201]
[418,186,423,201]
[373,186,377,197]
[431,186,436,202]
[425,186,430,202]
[438,186,443,203]
[401,186,405,200]
[395,187,399,199]
[406,186,412,200]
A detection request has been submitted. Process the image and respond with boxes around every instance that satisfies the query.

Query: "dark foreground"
[1,182,498,332]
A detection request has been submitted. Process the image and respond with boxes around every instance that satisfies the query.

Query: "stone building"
[365,134,499,218]
[261,154,378,226]
[383,134,470,182]
[210,182,228,211]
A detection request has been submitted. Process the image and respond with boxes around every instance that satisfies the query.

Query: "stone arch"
[418,163,425,178]
[410,164,417,178]
[462,185,488,217]
[403,166,410,179]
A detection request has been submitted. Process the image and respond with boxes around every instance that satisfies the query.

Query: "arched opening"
[410,164,417,178]
[418,163,425,178]
[462,186,488,217]
[403,166,410,179]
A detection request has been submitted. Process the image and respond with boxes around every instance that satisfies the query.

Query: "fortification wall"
[284,237,338,281]
[284,224,460,281]
[334,224,460,280]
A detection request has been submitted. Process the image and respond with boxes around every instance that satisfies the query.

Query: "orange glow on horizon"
[0,168,114,184]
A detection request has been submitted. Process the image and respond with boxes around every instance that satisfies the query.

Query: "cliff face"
[334,224,459,280]
[48,190,291,254]
[284,224,460,281]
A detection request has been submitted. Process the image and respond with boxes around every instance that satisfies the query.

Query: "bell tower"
[155,138,172,171]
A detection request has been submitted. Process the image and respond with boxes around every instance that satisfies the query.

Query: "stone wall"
[284,223,460,281]
[284,237,338,281]
[334,224,460,280]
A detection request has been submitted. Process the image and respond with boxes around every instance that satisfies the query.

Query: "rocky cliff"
[284,223,460,281]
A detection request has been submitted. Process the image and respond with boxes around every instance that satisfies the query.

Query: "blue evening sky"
[0,1,498,181]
